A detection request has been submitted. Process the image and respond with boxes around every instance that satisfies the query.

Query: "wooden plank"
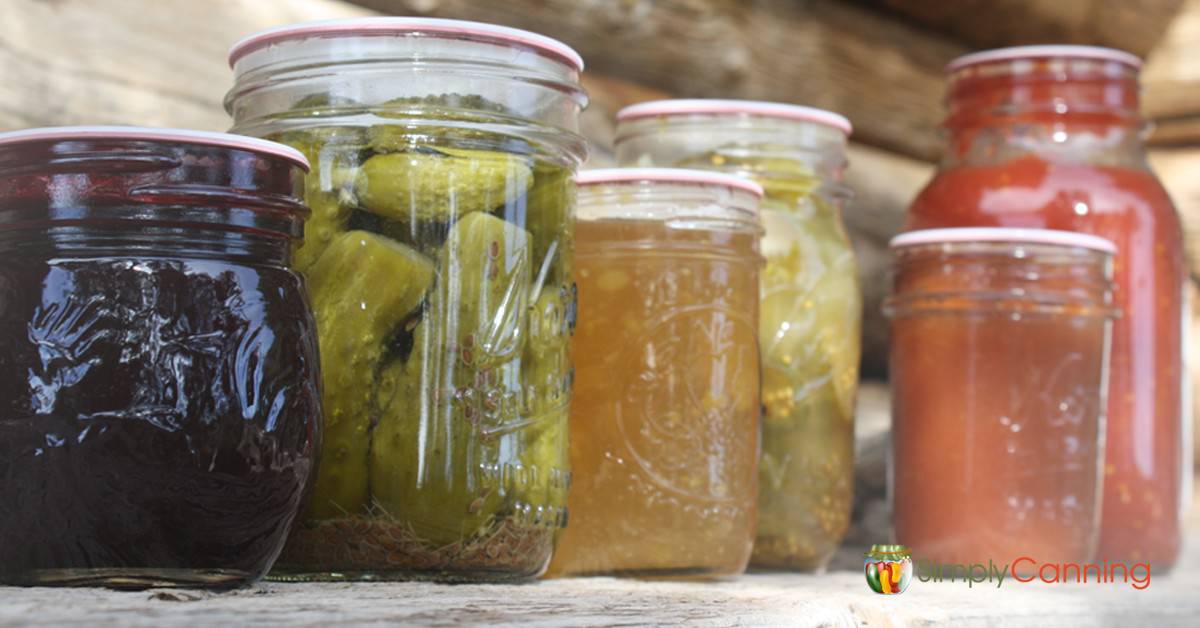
[0,0,374,133]
[351,0,967,162]
[1145,0,1200,122]
[1148,115,1200,146]
[0,516,1196,627]
[873,0,1184,58]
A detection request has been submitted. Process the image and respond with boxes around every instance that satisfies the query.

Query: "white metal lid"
[890,227,1117,255]
[228,17,584,72]
[616,99,852,135]
[0,126,310,171]
[576,167,765,199]
[947,45,1142,73]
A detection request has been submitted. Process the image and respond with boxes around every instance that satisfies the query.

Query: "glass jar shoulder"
[907,156,1182,238]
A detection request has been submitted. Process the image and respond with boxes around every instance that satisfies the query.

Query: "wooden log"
[873,0,1184,58]
[2,523,1200,626]
[350,0,967,162]
[0,0,373,133]
[1145,0,1200,124]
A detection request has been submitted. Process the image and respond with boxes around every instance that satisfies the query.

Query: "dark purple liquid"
[0,252,319,587]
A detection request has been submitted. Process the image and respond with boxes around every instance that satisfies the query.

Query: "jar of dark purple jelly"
[0,127,320,589]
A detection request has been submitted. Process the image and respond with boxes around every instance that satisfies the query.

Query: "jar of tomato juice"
[906,46,1187,570]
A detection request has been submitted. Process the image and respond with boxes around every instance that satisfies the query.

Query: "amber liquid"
[545,218,760,579]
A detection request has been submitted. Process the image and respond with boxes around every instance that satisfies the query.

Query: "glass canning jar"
[907,46,1186,570]
[885,228,1117,570]
[0,127,318,589]
[615,100,860,570]
[544,168,763,580]
[226,18,587,582]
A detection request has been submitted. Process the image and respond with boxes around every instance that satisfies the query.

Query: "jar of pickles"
[885,228,1117,568]
[0,127,318,588]
[226,18,587,581]
[615,100,860,570]
[545,169,763,579]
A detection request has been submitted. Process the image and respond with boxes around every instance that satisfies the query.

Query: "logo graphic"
[865,544,913,594]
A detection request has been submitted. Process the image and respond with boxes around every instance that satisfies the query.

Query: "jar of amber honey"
[885,228,1117,569]
[545,168,763,579]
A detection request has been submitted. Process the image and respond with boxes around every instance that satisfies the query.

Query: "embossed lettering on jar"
[226,18,587,581]
[545,169,763,580]
[0,127,319,589]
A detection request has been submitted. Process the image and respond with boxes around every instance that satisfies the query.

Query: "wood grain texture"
[0,0,373,133]
[0,517,1196,628]
[874,0,1184,57]
[351,0,966,161]
[1145,0,1200,125]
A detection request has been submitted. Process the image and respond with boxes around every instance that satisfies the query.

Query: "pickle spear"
[269,126,364,272]
[369,335,509,547]
[434,212,532,368]
[305,230,435,519]
[354,148,532,223]
[370,213,533,545]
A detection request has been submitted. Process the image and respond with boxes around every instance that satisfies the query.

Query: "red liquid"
[908,155,1184,568]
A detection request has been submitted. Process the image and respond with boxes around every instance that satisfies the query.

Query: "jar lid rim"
[616,99,852,135]
[890,227,1117,254]
[576,167,765,199]
[947,45,1142,73]
[0,126,310,171]
[228,17,584,72]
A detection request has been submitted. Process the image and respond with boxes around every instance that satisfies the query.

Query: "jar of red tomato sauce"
[886,228,1117,570]
[906,46,1187,570]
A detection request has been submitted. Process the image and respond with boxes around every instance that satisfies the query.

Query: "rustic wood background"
[1,1,1198,622]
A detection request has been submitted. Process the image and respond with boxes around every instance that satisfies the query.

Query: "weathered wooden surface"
[875,0,1184,57]
[0,0,373,133]
[353,0,966,161]
[0,508,1195,627]
[1145,0,1200,127]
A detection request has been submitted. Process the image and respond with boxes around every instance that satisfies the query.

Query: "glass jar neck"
[0,140,306,265]
[613,115,849,210]
[0,226,292,265]
[885,242,1114,318]
[577,182,763,234]
[942,58,1145,168]
[225,35,588,165]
